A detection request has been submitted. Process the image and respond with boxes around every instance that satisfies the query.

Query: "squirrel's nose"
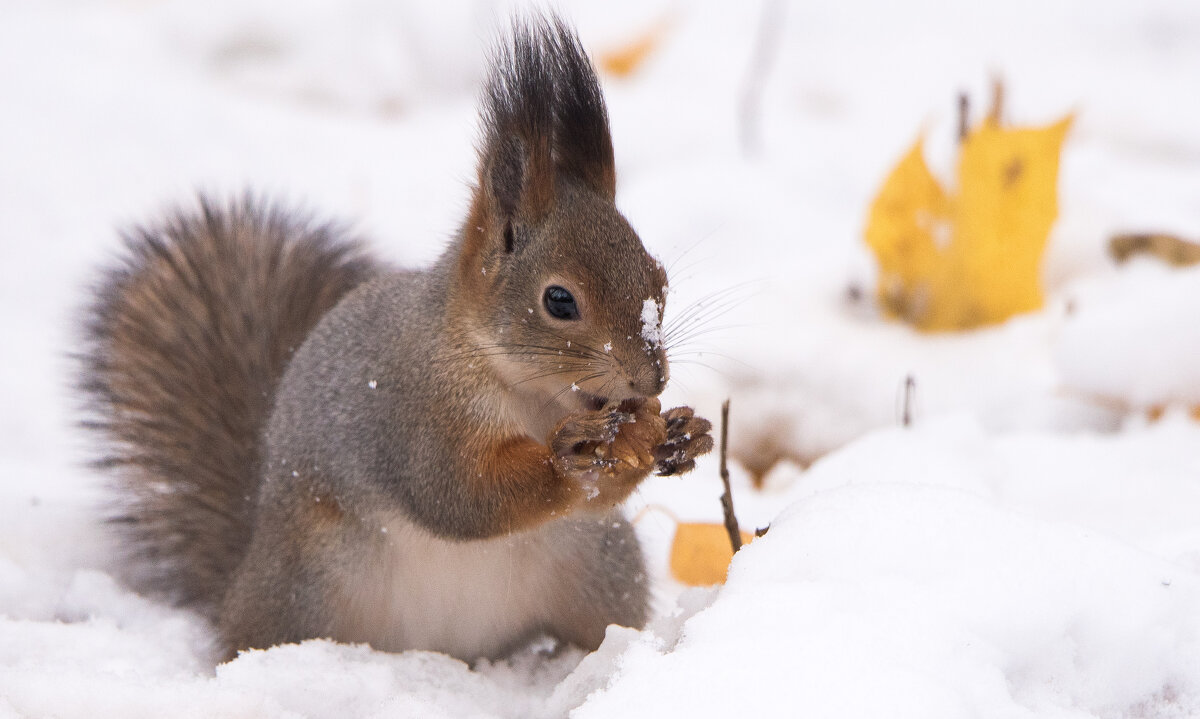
[628,351,669,397]
[628,376,664,397]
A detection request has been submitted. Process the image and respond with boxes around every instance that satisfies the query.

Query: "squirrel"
[79,15,714,663]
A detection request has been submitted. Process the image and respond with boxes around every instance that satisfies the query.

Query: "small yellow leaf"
[864,99,1072,331]
[597,18,670,78]
[669,522,753,586]
[864,138,953,325]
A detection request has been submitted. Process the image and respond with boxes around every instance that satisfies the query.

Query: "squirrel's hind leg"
[215,483,356,659]
[542,513,650,651]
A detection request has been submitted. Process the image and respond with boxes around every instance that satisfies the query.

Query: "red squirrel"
[80,14,713,662]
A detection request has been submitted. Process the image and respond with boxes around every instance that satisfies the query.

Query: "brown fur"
[468,435,574,533]
[80,197,379,618]
[81,16,713,661]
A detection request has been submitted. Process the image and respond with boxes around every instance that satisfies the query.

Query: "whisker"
[538,372,607,413]
[661,231,716,280]
[519,325,611,361]
[442,343,605,364]
[664,281,753,322]
[660,223,727,281]
[662,285,753,340]
[665,375,693,395]
[663,323,751,352]
[510,364,598,388]
[670,354,752,372]
[599,373,627,402]
[663,306,741,349]
[450,321,612,363]
[664,290,747,329]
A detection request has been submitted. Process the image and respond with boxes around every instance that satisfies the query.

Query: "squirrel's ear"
[475,19,556,247]
[474,16,618,242]
[480,133,553,239]
[549,16,616,201]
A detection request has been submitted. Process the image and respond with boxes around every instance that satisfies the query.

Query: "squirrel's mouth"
[576,390,608,412]
[575,389,654,413]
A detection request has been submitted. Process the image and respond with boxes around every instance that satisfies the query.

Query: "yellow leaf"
[597,18,670,78]
[864,139,953,326]
[864,108,1072,331]
[669,522,753,586]
[953,116,1072,327]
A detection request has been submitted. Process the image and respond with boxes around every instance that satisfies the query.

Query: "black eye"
[543,285,579,320]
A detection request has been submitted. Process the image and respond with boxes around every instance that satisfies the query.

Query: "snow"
[640,297,663,347]
[1057,262,1200,409]
[612,417,1200,718]
[4,0,1200,717]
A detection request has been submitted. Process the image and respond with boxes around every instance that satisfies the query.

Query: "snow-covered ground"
[3,1,1200,717]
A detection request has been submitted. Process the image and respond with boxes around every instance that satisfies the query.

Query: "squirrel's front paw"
[654,406,714,476]
[550,397,667,505]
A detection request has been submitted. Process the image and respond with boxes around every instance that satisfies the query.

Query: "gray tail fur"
[78,196,380,618]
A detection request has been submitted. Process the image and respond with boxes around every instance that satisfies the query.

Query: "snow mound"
[585,418,1200,718]
[1058,262,1200,409]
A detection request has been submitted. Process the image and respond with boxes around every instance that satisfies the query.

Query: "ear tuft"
[476,13,617,232]
[547,15,616,200]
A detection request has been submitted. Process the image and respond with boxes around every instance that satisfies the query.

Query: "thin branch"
[902,374,916,427]
[718,399,742,552]
[957,92,970,142]
[738,0,786,157]
[987,75,1005,125]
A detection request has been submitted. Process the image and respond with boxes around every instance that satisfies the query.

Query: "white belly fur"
[333,514,568,660]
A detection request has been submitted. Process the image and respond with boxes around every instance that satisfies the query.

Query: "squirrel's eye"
[543,285,580,320]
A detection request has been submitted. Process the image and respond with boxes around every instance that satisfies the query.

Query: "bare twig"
[718,399,742,553]
[902,374,916,427]
[987,75,1005,125]
[957,92,970,142]
[738,0,786,157]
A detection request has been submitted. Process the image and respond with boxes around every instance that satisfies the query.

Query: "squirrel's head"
[453,15,669,409]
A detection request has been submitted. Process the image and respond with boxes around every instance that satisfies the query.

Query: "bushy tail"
[79,196,380,618]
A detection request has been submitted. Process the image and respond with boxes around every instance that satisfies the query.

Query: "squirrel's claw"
[653,407,714,476]
[549,397,667,503]
[550,412,616,458]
